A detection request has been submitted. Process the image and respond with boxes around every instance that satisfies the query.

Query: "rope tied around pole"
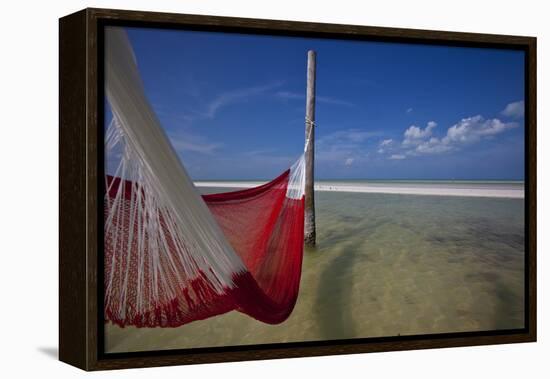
[304,117,316,152]
[305,117,316,128]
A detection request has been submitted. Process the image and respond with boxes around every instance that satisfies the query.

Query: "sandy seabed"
[105,189,525,353]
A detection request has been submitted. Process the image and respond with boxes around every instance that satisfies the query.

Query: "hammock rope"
[104,27,307,328]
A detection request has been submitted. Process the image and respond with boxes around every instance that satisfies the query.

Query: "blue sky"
[108,27,525,180]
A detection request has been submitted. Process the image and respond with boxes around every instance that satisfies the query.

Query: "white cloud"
[443,115,518,145]
[415,137,453,154]
[406,107,413,113]
[391,110,519,157]
[389,154,406,160]
[379,139,393,147]
[403,121,437,146]
[344,158,354,166]
[501,100,525,118]
[410,116,517,155]
[377,139,394,154]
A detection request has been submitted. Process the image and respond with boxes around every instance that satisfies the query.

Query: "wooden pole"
[304,50,316,247]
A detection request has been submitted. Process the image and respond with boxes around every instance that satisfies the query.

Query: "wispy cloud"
[501,100,525,119]
[203,82,284,119]
[317,96,355,107]
[219,149,296,178]
[242,148,279,157]
[389,154,406,160]
[316,128,380,166]
[158,82,284,127]
[169,132,223,155]
[377,138,394,154]
[275,91,355,107]
[275,91,303,100]
[319,129,379,145]
[406,107,413,113]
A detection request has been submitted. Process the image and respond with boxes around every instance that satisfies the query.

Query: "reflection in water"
[105,190,525,353]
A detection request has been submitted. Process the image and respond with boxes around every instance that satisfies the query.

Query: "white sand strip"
[194,182,524,199]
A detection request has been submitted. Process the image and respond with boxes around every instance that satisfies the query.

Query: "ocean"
[105,184,525,352]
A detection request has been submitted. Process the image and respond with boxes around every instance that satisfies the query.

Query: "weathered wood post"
[304,50,316,247]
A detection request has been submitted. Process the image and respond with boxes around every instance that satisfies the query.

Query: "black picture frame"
[59,7,537,371]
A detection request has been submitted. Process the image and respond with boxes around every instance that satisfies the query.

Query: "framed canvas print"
[59,8,536,371]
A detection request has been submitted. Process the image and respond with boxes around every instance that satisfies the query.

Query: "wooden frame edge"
[58,7,537,371]
[526,37,536,343]
[59,9,88,370]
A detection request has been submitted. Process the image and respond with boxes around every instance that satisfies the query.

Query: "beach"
[105,187,525,353]
[194,180,524,199]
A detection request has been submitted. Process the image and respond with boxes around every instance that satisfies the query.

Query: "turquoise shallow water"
[105,190,525,353]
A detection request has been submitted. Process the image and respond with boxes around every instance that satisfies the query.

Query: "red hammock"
[104,170,305,328]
